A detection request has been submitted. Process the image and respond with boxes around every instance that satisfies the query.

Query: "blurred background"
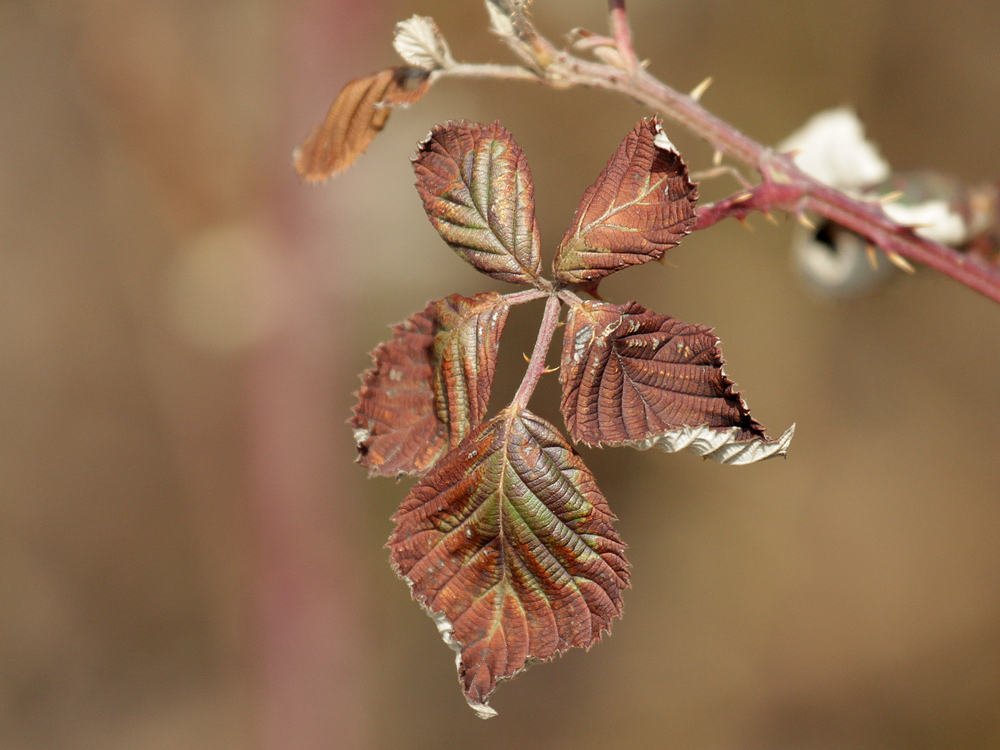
[3,1,1000,748]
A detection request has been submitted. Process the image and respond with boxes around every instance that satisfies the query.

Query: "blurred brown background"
[3,1,1000,748]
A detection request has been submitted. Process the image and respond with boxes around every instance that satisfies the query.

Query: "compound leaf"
[560,300,794,464]
[388,405,629,718]
[351,292,509,477]
[553,119,698,285]
[294,67,431,182]
[413,121,542,285]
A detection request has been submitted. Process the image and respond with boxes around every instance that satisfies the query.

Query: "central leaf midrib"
[575,173,669,247]
[504,419,595,604]
[460,138,536,278]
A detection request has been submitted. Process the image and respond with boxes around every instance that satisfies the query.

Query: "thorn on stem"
[689,76,713,102]
[865,244,880,270]
[764,212,779,226]
[886,251,916,273]
[878,190,905,205]
[713,150,723,166]
[797,213,817,230]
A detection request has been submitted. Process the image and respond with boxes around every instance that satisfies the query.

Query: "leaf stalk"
[513,294,562,409]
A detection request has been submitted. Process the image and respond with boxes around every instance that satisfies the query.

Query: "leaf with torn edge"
[388,405,629,718]
[553,119,698,285]
[351,292,509,477]
[394,15,453,70]
[294,67,431,183]
[560,300,794,464]
[413,121,542,285]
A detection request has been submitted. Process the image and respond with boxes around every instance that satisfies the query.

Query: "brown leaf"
[294,67,431,183]
[560,300,794,464]
[553,119,698,285]
[351,293,509,477]
[388,405,629,718]
[413,121,542,285]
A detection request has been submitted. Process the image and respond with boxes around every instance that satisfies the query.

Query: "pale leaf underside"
[351,293,509,477]
[554,118,698,285]
[413,121,542,284]
[393,15,452,70]
[560,301,793,464]
[294,67,431,182]
[388,406,629,717]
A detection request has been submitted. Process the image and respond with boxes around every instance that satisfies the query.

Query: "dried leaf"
[413,121,542,285]
[560,301,794,464]
[553,119,698,285]
[294,67,431,183]
[388,405,629,718]
[393,15,452,70]
[351,293,509,477]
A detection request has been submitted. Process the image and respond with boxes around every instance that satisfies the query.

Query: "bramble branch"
[430,1,1000,304]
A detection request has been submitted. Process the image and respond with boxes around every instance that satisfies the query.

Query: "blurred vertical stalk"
[249,1,376,747]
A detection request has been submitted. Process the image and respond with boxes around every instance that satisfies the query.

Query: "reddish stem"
[559,58,1000,303]
[694,182,803,231]
[691,168,1000,304]
[503,287,549,307]
[513,294,562,410]
[608,0,639,73]
[804,182,1000,300]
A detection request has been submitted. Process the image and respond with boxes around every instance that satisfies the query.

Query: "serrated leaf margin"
[387,405,630,717]
[560,300,794,464]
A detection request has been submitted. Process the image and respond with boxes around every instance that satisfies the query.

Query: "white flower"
[882,199,967,245]
[778,107,890,191]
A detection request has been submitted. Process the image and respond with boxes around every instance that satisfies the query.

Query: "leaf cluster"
[350,119,794,717]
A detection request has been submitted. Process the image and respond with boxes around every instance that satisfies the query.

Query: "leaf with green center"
[413,121,542,285]
[553,119,698,286]
[560,300,794,464]
[388,405,629,718]
[351,292,509,477]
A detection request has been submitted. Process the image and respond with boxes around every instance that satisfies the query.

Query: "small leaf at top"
[351,292,509,477]
[413,121,542,285]
[294,67,431,183]
[393,15,453,70]
[553,119,698,285]
[560,300,794,464]
[388,405,629,718]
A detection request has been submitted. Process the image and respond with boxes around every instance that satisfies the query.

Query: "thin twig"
[694,182,802,231]
[608,0,639,73]
[436,63,540,83]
